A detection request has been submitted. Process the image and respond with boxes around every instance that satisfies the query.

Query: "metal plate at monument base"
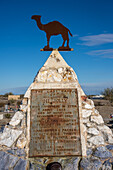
[29,89,82,157]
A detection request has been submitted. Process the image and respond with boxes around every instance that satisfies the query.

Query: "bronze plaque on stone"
[29,89,82,157]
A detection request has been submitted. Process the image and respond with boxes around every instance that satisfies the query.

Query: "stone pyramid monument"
[0,50,113,169]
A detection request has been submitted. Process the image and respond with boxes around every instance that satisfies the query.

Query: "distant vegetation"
[3,92,13,97]
[102,88,113,102]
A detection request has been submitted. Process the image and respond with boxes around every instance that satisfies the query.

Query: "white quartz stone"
[86,122,95,128]
[0,128,22,147]
[87,135,91,139]
[20,105,27,112]
[16,134,26,148]
[38,71,47,82]
[87,142,93,148]
[87,128,99,135]
[82,109,92,118]
[108,135,113,144]
[88,136,104,146]
[91,115,104,125]
[0,114,3,120]
[97,125,113,144]
[94,109,99,115]
[83,102,92,109]
[90,100,95,108]
[58,67,64,73]
[9,111,24,126]
[83,118,89,123]
[97,125,112,135]
[53,72,62,82]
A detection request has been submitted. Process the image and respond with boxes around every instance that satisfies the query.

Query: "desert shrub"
[17,101,22,106]
[10,99,15,104]
[4,92,13,97]
[102,88,113,102]
[5,113,11,119]
[0,102,5,107]
[20,94,24,99]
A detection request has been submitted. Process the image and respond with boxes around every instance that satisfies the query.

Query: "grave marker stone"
[25,50,86,158]
[29,89,82,157]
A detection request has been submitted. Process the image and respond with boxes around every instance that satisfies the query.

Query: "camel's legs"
[44,34,50,48]
[46,34,50,48]
[61,33,70,48]
[62,39,66,47]
[61,34,66,47]
[66,36,69,48]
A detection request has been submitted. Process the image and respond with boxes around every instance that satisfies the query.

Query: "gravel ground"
[93,99,113,132]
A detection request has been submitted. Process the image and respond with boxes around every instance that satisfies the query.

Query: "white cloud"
[72,34,79,37]
[86,49,113,59]
[79,34,113,46]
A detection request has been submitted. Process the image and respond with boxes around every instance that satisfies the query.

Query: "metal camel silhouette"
[31,15,73,50]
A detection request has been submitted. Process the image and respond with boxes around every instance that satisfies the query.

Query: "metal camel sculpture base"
[40,47,74,51]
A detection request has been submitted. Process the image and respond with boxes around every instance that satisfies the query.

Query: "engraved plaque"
[29,89,82,157]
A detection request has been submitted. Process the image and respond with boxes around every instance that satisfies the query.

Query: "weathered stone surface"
[97,125,113,144]
[14,158,28,170]
[64,157,80,170]
[7,148,26,157]
[93,146,112,159]
[102,160,112,170]
[87,142,93,148]
[37,67,77,83]
[106,145,113,150]
[83,118,89,123]
[20,105,27,112]
[29,162,45,170]
[87,149,93,156]
[16,148,26,157]
[34,51,78,84]
[108,135,113,144]
[82,102,92,109]
[88,136,104,146]
[0,128,22,147]
[87,128,99,135]
[97,125,112,135]
[16,134,26,149]
[0,151,19,169]
[94,109,99,116]
[87,135,91,139]
[91,115,104,125]
[80,157,102,170]
[90,99,95,108]
[73,158,80,170]
[9,111,24,126]
[64,163,74,170]
[86,122,95,128]
[82,109,92,118]
[0,125,4,133]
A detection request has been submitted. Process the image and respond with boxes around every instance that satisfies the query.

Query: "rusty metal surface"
[40,48,74,51]
[29,89,82,157]
[31,15,73,50]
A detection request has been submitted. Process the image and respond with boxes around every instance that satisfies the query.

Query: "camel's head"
[31,15,41,21]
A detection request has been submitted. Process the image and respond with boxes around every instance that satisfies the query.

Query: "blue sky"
[0,0,113,94]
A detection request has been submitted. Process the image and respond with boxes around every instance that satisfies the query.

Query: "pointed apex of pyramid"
[25,50,86,98]
[43,50,69,69]
[34,50,79,83]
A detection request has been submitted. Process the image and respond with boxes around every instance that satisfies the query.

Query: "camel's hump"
[44,21,67,29]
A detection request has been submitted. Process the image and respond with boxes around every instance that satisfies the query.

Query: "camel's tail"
[68,29,73,37]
